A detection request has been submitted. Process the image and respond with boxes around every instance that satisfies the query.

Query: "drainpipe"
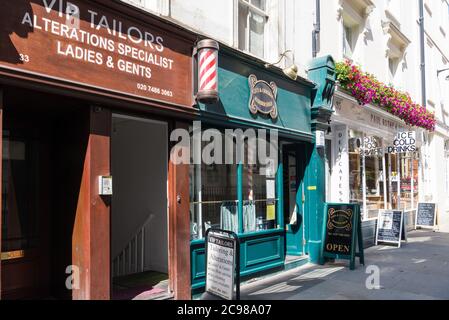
[419,0,429,201]
[419,0,426,108]
[312,0,321,58]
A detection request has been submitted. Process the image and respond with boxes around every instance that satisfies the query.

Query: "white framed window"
[388,57,400,83]
[238,0,269,58]
[440,0,449,37]
[343,22,358,58]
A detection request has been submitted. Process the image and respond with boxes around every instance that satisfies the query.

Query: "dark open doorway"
[1,87,88,299]
[111,114,170,300]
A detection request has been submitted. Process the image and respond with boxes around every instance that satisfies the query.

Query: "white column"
[331,125,350,203]
[362,134,367,220]
[382,142,388,209]
[397,153,401,210]
[388,153,392,210]
[411,153,415,209]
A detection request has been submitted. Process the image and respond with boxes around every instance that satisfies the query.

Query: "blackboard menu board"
[416,203,436,228]
[376,211,406,248]
[323,204,356,256]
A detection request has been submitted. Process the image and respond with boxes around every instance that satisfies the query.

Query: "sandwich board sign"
[320,203,365,270]
[204,229,240,300]
[376,210,407,248]
[416,203,437,229]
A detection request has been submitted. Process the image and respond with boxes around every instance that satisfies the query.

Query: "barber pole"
[196,39,219,104]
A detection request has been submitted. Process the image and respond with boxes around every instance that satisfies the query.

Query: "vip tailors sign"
[206,231,237,300]
[0,0,192,106]
[387,132,417,154]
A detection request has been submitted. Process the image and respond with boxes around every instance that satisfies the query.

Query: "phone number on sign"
[137,83,173,97]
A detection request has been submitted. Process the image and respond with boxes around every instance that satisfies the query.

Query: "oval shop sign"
[248,74,278,119]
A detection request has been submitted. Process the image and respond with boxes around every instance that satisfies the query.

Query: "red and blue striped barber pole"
[197,39,219,104]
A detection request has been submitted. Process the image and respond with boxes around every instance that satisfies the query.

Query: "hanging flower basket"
[335,60,436,132]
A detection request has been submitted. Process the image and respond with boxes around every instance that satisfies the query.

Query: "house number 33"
[19,53,30,63]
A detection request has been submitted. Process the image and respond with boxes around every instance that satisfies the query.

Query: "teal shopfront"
[189,46,336,294]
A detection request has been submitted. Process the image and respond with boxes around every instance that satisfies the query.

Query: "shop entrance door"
[283,144,307,256]
[111,114,169,300]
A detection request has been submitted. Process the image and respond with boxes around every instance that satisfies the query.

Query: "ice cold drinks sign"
[387,131,417,154]
[0,0,192,106]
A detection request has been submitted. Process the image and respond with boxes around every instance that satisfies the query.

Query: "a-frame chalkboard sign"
[376,210,407,248]
[416,203,437,229]
[320,203,365,270]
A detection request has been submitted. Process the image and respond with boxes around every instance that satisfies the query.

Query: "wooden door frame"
[0,87,3,300]
[168,121,191,300]
[72,106,111,300]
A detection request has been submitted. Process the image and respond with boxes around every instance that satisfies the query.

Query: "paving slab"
[240,230,449,300]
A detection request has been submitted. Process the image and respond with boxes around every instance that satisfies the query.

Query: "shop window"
[190,154,239,240]
[242,162,277,233]
[238,0,268,58]
[2,132,38,252]
[342,127,420,220]
[189,129,279,240]
[385,151,419,211]
[348,130,363,207]
[364,136,385,219]
[399,152,419,210]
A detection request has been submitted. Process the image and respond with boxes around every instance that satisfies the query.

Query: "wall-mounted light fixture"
[264,50,299,81]
[437,67,449,81]
[196,39,220,104]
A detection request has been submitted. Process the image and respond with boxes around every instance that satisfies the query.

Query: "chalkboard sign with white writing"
[416,203,436,228]
[376,210,406,248]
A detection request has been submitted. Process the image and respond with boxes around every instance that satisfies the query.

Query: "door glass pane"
[2,132,38,251]
[283,150,297,226]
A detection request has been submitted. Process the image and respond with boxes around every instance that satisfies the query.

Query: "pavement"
[240,230,449,300]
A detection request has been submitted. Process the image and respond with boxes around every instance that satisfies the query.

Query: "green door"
[283,144,307,256]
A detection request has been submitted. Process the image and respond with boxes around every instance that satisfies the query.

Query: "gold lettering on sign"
[326,243,350,253]
[1,250,25,261]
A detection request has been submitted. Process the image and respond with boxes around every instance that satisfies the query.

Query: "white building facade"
[119,0,449,232]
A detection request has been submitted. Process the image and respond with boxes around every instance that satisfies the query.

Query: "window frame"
[189,127,283,241]
[237,0,270,58]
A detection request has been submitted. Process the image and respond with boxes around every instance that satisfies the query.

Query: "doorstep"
[131,279,174,300]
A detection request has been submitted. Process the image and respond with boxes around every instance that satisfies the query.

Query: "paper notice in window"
[267,179,276,199]
[267,204,276,221]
